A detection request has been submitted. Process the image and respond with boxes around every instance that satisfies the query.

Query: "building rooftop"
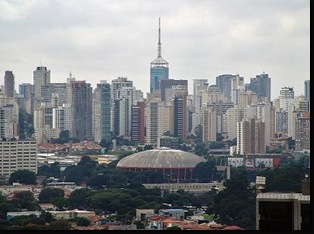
[116,148,206,169]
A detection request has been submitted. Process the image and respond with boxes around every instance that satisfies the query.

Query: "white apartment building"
[34,104,60,143]
[226,105,256,140]
[145,93,166,146]
[52,104,72,132]
[0,140,37,180]
[193,79,208,114]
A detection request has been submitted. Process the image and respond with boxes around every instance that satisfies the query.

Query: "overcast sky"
[0,0,310,100]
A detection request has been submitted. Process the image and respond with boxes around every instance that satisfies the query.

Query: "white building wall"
[0,140,37,179]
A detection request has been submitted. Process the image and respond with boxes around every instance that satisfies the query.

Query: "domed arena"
[116,147,206,181]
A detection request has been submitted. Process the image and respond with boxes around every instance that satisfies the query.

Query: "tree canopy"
[9,170,37,185]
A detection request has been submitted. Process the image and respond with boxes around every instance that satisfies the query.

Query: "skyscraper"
[4,71,15,98]
[93,81,111,143]
[111,77,133,133]
[295,111,310,151]
[131,102,145,144]
[216,74,242,102]
[193,79,208,113]
[202,107,217,143]
[160,79,187,103]
[67,79,93,141]
[150,18,169,94]
[247,73,271,102]
[236,117,266,155]
[33,66,51,108]
[304,80,310,111]
[19,83,34,114]
[172,87,188,141]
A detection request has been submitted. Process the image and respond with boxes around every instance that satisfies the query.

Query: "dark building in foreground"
[256,176,310,230]
[116,148,206,182]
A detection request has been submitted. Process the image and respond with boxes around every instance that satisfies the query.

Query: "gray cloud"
[0,0,310,99]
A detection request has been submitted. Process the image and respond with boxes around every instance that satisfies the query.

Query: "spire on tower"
[158,17,161,58]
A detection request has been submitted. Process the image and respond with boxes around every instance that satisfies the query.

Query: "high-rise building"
[33,66,50,108]
[257,102,274,146]
[0,140,37,181]
[150,18,169,94]
[53,104,72,133]
[0,105,18,139]
[113,97,131,137]
[231,75,244,105]
[93,81,111,143]
[279,87,295,111]
[172,88,188,141]
[202,107,217,143]
[4,71,15,98]
[193,79,208,113]
[67,79,93,141]
[304,80,310,112]
[41,83,67,106]
[216,74,232,100]
[19,83,34,114]
[275,108,288,137]
[238,90,258,107]
[34,103,60,143]
[294,111,310,151]
[206,85,225,104]
[247,73,271,102]
[113,86,134,137]
[131,102,145,144]
[237,117,265,155]
[145,93,164,146]
[160,79,187,103]
[111,77,133,133]
[226,105,256,141]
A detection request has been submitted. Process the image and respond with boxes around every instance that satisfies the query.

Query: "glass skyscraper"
[150,18,169,94]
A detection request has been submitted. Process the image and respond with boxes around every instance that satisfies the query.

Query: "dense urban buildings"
[0,17,310,231]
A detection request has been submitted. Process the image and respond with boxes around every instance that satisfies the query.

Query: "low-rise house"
[135,209,155,222]
[49,209,95,220]
[7,211,41,220]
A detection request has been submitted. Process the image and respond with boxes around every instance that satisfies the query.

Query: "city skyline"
[0,0,310,99]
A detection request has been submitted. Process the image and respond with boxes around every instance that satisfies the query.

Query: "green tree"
[38,188,64,203]
[99,138,113,151]
[194,142,208,156]
[144,144,153,151]
[9,170,37,185]
[12,191,40,211]
[213,168,255,230]
[52,197,68,211]
[75,217,91,226]
[67,188,93,210]
[86,174,107,189]
[38,162,61,178]
[133,220,145,229]
[39,210,54,223]
[193,158,221,182]
[258,161,309,193]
